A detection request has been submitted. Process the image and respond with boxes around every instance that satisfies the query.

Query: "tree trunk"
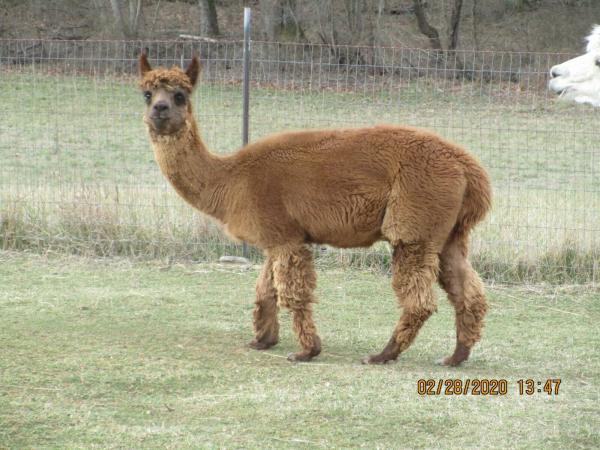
[109,0,127,37]
[128,0,142,36]
[448,0,463,50]
[316,0,341,61]
[260,0,282,41]
[412,0,442,50]
[260,0,305,41]
[471,0,479,50]
[108,0,142,38]
[411,0,465,76]
[285,0,306,41]
[446,0,464,74]
[343,0,363,42]
[199,0,219,37]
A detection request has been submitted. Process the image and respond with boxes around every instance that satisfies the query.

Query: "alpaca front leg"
[271,245,322,362]
[363,242,438,364]
[288,305,321,361]
[249,256,279,350]
[363,304,436,364]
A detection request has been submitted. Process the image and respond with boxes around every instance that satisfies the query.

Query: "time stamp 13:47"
[417,379,562,396]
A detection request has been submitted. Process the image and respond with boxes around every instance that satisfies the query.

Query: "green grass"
[1,68,599,282]
[0,252,599,448]
[3,71,598,188]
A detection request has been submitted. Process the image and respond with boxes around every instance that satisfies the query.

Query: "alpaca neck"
[148,117,229,222]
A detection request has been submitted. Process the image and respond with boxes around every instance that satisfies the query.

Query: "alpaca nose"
[550,66,563,78]
[153,101,169,112]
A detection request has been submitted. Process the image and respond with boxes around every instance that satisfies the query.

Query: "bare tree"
[413,0,464,51]
[471,0,479,50]
[316,0,338,47]
[448,0,464,51]
[260,0,305,41]
[260,0,280,41]
[343,0,379,47]
[285,0,306,41]
[413,0,442,50]
[313,0,384,65]
[343,0,363,41]
[199,0,219,37]
[109,0,142,38]
[412,0,465,75]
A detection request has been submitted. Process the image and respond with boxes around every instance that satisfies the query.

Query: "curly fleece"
[139,66,194,92]
[140,55,492,366]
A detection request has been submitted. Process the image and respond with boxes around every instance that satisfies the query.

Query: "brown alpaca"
[138,55,492,366]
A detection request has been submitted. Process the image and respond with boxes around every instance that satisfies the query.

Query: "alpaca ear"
[139,53,152,77]
[185,56,202,88]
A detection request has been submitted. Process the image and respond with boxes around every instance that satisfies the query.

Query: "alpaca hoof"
[287,348,321,362]
[287,352,313,362]
[287,338,321,362]
[248,338,278,350]
[361,353,397,365]
[437,355,467,367]
[438,343,470,366]
[437,356,463,367]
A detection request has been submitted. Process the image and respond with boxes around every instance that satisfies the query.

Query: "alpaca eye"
[596,59,600,68]
[143,91,152,104]
[174,92,186,106]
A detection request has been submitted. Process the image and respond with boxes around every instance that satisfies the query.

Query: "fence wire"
[1,38,598,284]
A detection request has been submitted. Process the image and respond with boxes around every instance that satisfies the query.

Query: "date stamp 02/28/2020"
[416,379,562,396]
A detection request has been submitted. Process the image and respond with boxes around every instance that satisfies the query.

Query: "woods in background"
[1,0,599,53]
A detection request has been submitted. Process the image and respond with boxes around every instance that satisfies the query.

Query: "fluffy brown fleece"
[139,58,195,92]
[139,54,492,365]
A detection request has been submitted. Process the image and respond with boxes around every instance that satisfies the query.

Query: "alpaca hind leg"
[271,245,321,362]
[249,256,280,350]
[438,233,488,366]
[363,242,439,364]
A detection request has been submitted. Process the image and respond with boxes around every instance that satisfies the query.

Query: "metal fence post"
[241,7,251,259]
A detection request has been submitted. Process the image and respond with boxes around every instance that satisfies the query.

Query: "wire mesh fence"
[1,38,599,283]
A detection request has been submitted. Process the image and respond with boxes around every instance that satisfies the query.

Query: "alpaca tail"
[456,157,492,236]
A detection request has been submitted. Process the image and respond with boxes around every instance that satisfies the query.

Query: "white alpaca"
[549,25,600,107]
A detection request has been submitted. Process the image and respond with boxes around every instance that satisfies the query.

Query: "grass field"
[1,252,599,448]
[1,68,600,282]
[1,47,599,449]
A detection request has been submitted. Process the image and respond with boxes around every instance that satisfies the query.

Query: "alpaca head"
[139,54,201,135]
[549,25,600,107]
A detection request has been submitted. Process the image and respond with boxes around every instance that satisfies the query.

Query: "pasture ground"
[1,252,599,448]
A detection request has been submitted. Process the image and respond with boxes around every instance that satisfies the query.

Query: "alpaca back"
[221,125,490,249]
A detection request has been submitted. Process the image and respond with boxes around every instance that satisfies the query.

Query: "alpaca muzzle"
[145,113,173,134]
